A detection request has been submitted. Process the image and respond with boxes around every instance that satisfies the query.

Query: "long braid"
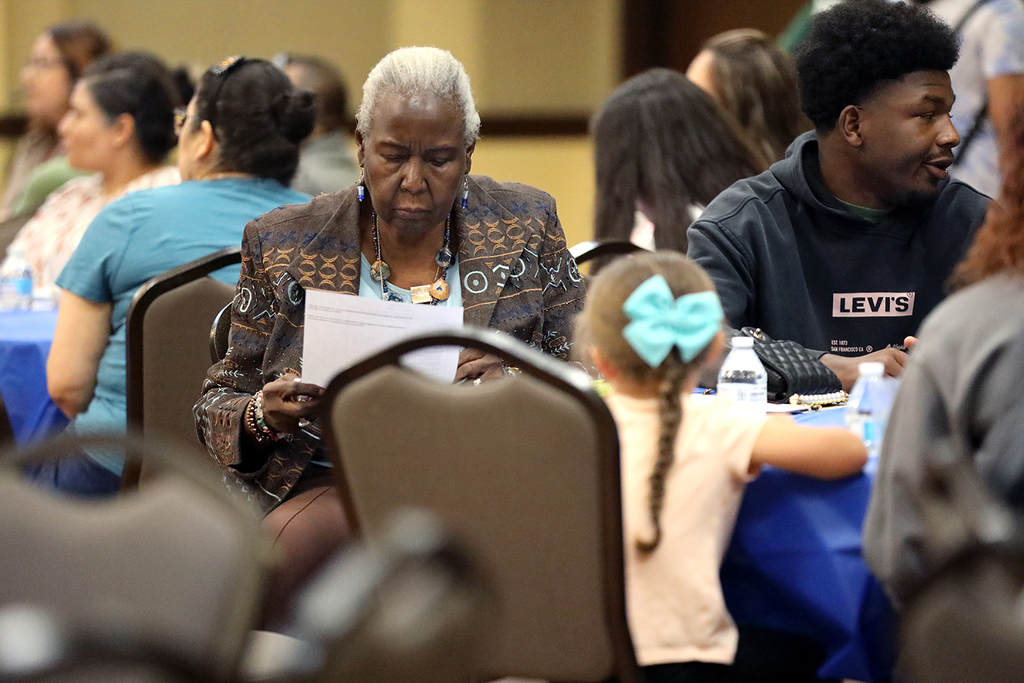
[575,251,719,555]
[636,359,688,554]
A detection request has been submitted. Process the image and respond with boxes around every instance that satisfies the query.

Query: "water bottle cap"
[858,361,884,376]
[732,337,754,348]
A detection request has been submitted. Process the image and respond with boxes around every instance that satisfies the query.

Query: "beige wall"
[472,136,595,248]
[1,0,616,242]
[475,0,620,114]
[5,0,620,113]
[67,0,391,103]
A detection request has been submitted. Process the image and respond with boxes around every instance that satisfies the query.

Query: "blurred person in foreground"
[195,46,585,627]
[1,19,111,220]
[865,98,1024,609]
[687,0,989,392]
[277,53,360,196]
[1,52,181,299]
[687,29,812,163]
[39,56,313,496]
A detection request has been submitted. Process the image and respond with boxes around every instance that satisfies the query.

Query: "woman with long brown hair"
[591,68,767,256]
[865,99,1024,609]
[687,29,811,163]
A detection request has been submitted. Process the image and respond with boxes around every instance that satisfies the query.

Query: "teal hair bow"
[622,275,723,367]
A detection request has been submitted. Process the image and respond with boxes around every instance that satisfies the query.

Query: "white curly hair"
[355,46,481,145]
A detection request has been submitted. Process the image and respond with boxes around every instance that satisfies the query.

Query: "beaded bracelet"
[245,391,280,445]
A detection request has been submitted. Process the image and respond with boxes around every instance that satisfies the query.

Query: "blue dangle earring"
[461,175,469,209]
[357,169,365,202]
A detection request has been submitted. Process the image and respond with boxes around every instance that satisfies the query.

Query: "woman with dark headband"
[195,46,585,626]
[39,56,313,496]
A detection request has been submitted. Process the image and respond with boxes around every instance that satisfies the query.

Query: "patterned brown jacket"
[194,174,586,511]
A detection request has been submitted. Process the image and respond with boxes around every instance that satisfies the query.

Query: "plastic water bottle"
[717,337,768,409]
[3,247,33,311]
[845,361,900,459]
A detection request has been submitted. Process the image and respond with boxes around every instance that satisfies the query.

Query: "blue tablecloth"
[722,406,896,682]
[0,310,67,445]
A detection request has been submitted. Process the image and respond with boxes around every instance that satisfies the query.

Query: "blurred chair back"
[901,456,1024,683]
[322,328,638,683]
[0,212,31,257]
[241,509,492,683]
[124,247,240,488]
[0,433,269,682]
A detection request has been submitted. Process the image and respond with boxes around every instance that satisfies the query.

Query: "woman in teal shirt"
[37,56,314,495]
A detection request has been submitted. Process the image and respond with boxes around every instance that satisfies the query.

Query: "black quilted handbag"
[738,327,844,403]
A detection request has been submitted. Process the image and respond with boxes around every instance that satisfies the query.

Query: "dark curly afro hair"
[795,0,959,131]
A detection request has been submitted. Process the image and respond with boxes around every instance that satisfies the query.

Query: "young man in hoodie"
[687,0,990,391]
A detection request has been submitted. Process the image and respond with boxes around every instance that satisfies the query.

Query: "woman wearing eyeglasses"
[1,52,181,300]
[38,56,313,496]
[0,20,111,220]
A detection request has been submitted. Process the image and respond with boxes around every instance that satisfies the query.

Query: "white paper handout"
[302,289,464,387]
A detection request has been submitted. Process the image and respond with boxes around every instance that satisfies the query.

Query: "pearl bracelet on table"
[788,390,848,408]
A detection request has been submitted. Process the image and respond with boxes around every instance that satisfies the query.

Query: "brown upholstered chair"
[0,433,270,682]
[123,246,240,488]
[322,328,639,683]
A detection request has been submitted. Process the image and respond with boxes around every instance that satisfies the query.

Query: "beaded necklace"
[369,211,453,304]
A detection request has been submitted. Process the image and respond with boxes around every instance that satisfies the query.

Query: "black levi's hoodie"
[686,131,989,358]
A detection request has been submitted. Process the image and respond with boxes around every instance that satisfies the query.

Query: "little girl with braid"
[578,251,866,683]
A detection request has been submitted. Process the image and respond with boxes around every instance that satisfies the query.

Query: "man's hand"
[261,373,325,433]
[821,348,909,391]
[455,348,507,383]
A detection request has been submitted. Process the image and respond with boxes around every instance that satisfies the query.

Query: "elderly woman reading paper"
[195,46,584,624]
